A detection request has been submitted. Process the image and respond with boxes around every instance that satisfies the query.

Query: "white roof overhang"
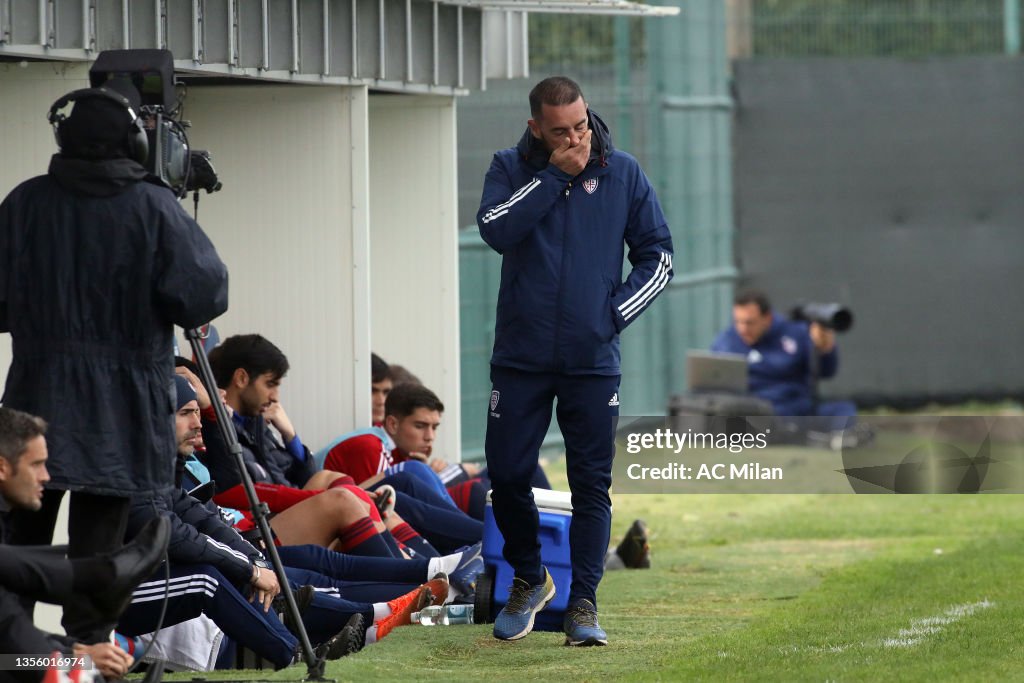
[441,1,679,17]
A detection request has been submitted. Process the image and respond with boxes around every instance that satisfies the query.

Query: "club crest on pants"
[489,389,502,418]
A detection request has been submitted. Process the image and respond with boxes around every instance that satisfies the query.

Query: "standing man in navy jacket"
[477,76,673,646]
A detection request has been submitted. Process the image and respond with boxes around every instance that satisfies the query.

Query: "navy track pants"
[117,563,296,668]
[278,544,425,603]
[379,475,483,553]
[485,365,619,608]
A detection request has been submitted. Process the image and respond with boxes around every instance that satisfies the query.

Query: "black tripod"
[184,326,325,679]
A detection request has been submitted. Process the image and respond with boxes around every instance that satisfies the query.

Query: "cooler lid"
[486,487,573,512]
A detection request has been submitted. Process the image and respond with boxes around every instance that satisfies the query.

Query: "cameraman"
[0,78,228,644]
[711,290,856,424]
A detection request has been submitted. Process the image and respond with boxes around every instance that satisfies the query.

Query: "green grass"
[168,455,1024,682]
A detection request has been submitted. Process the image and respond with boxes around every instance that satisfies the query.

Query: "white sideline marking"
[780,644,851,655]
[779,600,995,655]
[882,600,994,649]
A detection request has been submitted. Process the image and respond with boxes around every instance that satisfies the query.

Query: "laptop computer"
[686,350,748,394]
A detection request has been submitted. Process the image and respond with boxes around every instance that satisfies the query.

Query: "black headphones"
[47,86,149,164]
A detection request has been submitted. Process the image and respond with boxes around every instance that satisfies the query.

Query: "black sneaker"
[278,584,317,636]
[315,612,366,660]
[615,519,651,569]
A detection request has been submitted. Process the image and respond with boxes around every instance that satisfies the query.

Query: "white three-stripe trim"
[312,586,341,599]
[480,178,542,224]
[376,449,390,475]
[618,253,672,321]
[130,574,219,604]
[206,537,250,565]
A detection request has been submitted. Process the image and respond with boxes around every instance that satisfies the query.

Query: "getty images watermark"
[612,415,1024,494]
[623,424,775,481]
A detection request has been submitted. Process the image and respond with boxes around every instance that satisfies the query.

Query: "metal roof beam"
[439,0,679,17]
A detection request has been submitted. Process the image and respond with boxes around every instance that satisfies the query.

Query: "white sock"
[365,624,379,644]
[372,602,391,622]
[428,552,461,579]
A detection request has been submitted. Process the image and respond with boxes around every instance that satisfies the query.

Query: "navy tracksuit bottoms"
[379,475,484,553]
[278,544,426,603]
[485,365,619,608]
[117,562,376,667]
[117,563,297,668]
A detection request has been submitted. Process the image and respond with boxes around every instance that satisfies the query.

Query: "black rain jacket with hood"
[0,155,228,496]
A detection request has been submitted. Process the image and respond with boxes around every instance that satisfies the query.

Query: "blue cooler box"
[482,488,573,632]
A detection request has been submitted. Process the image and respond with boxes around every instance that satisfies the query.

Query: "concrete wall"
[368,94,462,460]
[733,58,1024,406]
[179,84,372,450]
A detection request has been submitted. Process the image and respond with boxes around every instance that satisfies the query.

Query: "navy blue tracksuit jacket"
[478,110,674,375]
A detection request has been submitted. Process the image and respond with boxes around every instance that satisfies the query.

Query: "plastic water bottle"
[412,605,442,625]
[412,604,475,625]
[442,604,474,624]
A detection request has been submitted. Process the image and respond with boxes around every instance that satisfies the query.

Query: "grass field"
[171,445,1024,683]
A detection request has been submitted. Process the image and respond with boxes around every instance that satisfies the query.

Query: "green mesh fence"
[746,0,1015,57]
[528,2,1017,68]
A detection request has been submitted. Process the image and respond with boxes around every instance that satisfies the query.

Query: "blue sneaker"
[449,542,483,600]
[493,568,555,641]
[563,598,607,646]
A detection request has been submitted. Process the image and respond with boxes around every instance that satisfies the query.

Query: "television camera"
[89,49,221,198]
